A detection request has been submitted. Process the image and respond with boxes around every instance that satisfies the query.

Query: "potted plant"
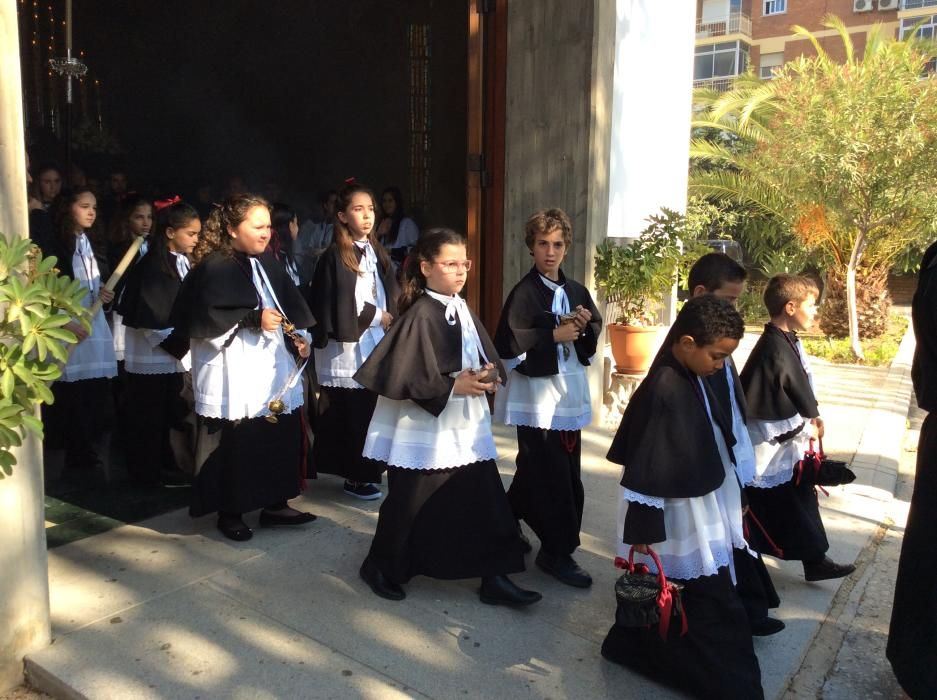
[594,208,707,373]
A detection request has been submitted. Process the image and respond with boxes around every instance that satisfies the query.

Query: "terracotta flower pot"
[608,323,660,374]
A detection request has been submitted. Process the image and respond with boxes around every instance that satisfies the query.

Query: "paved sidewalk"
[24,327,916,699]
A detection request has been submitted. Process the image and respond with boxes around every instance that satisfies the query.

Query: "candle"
[65,0,71,55]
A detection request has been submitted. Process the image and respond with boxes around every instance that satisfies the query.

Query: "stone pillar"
[0,0,52,690]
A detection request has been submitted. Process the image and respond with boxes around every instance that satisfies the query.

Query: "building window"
[900,16,937,73]
[903,1,937,10]
[764,0,787,15]
[694,41,749,80]
[759,52,784,79]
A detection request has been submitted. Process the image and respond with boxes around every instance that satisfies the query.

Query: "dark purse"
[795,437,857,487]
[613,546,687,639]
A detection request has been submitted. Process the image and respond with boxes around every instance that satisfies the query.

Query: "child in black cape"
[42,188,117,474]
[688,254,783,636]
[309,182,399,500]
[887,239,937,699]
[169,194,317,542]
[354,229,540,607]
[116,200,200,485]
[493,208,601,588]
[741,275,855,581]
[601,294,764,700]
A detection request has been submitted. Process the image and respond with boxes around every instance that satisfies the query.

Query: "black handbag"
[795,438,857,487]
[613,546,686,639]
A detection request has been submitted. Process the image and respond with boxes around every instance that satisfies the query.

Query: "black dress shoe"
[479,575,542,607]
[750,616,786,636]
[258,510,317,527]
[803,556,856,582]
[535,550,593,588]
[517,522,533,554]
[217,515,253,542]
[359,557,406,601]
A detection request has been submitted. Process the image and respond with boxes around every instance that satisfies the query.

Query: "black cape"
[309,243,399,348]
[493,267,602,376]
[116,248,183,330]
[740,324,819,421]
[170,250,316,340]
[911,240,937,413]
[353,292,504,417]
[608,348,729,499]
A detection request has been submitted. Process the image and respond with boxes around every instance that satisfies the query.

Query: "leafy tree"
[0,238,88,478]
[690,16,937,359]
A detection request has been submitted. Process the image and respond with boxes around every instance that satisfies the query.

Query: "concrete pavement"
[23,324,916,699]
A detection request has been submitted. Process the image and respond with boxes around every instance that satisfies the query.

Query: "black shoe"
[750,616,786,636]
[217,515,253,542]
[259,510,317,527]
[803,556,856,582]
[344,480,382,500]
[359,557,405,601]
[517,522,533,554]
[535,550,593,588]
[479,575,542,607]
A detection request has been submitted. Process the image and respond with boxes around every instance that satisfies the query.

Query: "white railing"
[696,12,752,39]
[693,77,735,92]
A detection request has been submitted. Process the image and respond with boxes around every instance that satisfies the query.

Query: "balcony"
[696,12,752,39]
[903,0,937,9]
[693,77,735,92]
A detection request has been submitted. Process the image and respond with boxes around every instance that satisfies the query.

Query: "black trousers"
[122,372,188,484]
[888,413,937,698]
[744,478,829,562]
[508,426,584,556]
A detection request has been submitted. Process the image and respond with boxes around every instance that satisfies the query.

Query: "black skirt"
[733,548,780,624]
[313,385,384,483]
[190,409,304,517]
[744,478,829,561]
[43,377,115,470]
[122,371,189,484]
[888,413,937,698]
[368,459,526,584]
[601,566,764,700]
[508,426,584,556]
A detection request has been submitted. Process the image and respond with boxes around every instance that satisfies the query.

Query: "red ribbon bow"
[621,547,689,641]
[153,195,181,211]
[344,176,356,184]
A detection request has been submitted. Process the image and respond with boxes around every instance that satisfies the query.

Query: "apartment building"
[694,0,937,90]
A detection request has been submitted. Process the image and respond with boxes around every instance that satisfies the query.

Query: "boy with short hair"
[493,208,602,588]
[602,294,764,700]
[741,274,856,581]
[688,253,784,636]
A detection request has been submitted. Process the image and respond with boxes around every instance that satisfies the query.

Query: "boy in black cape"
[688,253,783,636]
[887,239,937,699]
[741,275,855,581]
[493,208,602,588]
[601,294,763,700]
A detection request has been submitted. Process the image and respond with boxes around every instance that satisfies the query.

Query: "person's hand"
[28,196,43,211]
[381,311,393,330]
[261,308,283,331]
[65,320,89,342]
[553,322,580,343]
[811,417,825,440]
[453,368,494,396]
[98,288,115,305]
[572,305,592,331]
[293,337,310,359]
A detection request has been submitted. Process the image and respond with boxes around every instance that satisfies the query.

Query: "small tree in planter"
[594,208,709,373]
[0,237,89,479]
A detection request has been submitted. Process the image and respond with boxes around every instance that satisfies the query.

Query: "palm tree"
[689,15,937,359]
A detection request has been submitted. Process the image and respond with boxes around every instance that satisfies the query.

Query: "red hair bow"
[344,176,356,184]
[153,195,181,211]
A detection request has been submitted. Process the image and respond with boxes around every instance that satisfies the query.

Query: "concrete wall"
[0,0,52,690]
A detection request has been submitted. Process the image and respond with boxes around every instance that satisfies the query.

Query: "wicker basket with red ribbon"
[613,546,687,640]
